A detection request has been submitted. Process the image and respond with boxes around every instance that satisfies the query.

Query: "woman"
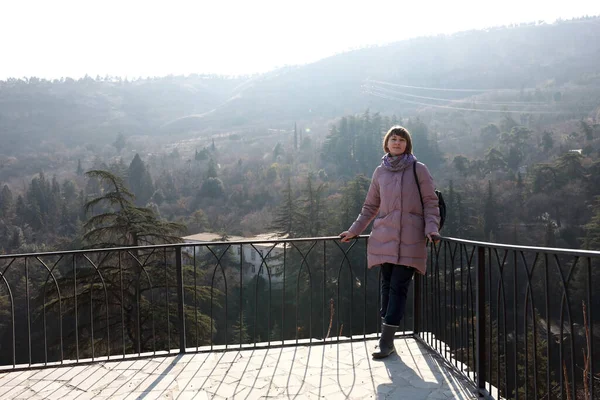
[339,125,440,359]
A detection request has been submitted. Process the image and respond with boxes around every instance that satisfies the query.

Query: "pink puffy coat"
[348,161,440,274]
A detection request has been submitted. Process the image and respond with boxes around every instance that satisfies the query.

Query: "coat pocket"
[402,213,425,244]
[370,215,395,245]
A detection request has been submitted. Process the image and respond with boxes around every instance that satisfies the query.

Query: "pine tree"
[206,158,218,179]
[195,148,209,161]
[445,180,456,236]
[582,196,600,250]
[83,169,185,247]
[15,195,27,226]
[481,123,501,139]
[485,147,507,172]
[128,154,154,206]
[9,227,23,250]
[113,133,127,154]
[453,155,471,177]
[59,203,75,236]
[273,143,284,161]
[76,159,84,176]
[455,193,466,237]
[406,118,441,169]
[516,172,525,220]
[0,184,14,221]
[199,177,225,198]
[77,190,86,220]
[541,131,554,151]
[109,158,128,179]
[25,172,53,230]
[62,180,78,204]
[48,175,61,226]
[41,170,213,357]
[483,181,497,241]
[555,152,585,183]
[355,110,372,174]
[271,178,301,237]
[370,111,383,166]
[298,175,326,237]
[231,312,251,344]
[336,174,371,232]
[580,119,594,141]
[294,122,298,150]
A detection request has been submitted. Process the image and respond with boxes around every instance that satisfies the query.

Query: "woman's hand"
[426,232,441,243]
[339,231,356,243]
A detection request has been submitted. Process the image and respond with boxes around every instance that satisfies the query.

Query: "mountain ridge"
[1,16,599,154]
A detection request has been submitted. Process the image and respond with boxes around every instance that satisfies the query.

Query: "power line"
[367,79,529,93]
[365,87,568,115]
[364,83,550,107]
[366,87,556,114]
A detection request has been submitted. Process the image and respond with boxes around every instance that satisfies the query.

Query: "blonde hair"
[383,126,413,155]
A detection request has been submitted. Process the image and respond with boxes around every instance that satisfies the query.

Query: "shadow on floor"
[376,339,477,399]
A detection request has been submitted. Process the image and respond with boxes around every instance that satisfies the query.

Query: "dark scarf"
[381,153,417,172]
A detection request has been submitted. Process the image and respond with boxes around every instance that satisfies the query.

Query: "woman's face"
[388,135,407,156]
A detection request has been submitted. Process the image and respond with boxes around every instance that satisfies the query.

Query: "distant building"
[183,232,286,286]
[518,165,528,175]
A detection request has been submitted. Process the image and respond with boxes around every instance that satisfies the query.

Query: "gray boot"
[372,322,398,359]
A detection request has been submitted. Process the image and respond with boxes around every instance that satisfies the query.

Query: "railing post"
[476,245,487,395]
[414,267,422,335]
[176,246,186,353]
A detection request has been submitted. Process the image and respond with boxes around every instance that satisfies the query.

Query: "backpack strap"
[413,161,424,212]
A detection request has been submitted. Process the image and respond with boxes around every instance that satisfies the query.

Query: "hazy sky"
[2,0,598,80]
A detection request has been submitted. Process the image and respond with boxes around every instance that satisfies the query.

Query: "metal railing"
[418,237,600,400]
[0,236,414,371]
[2,235,598,399]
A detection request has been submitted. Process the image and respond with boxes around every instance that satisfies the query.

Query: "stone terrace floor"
[0,337,478,400]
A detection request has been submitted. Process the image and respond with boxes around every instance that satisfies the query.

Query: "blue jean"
[380,263,414,326]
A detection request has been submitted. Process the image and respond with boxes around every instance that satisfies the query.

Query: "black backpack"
[413,162,446,231]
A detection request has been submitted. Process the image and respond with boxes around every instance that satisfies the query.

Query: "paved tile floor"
[0,338,477,399]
